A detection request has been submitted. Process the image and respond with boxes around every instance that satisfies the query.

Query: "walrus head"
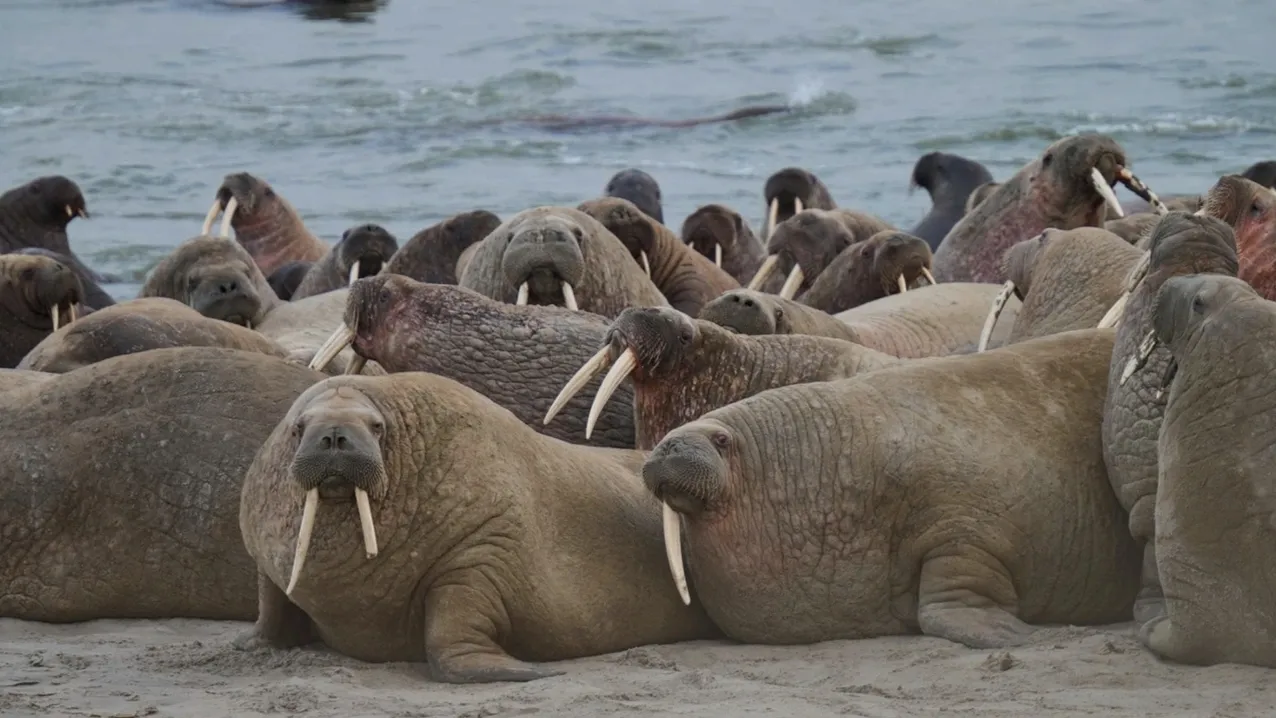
[578,197,659,277]
[0,252,83,332]
[640,418,737,606]
[1030,134,1167,225]
[283,382,389,596]
[761,167,835,240]
[748,209,858,299]
[200,172,279,237]
[0,175,89,237]
[680,204,760,271]
[697,289,786,336]
[308,273,413,374]
[1198,175,1276,292]
[336,223,399,285]
[1241,160,1276,190]
[383,209,502,285]
[140,235,275,327]
[797,230,936,313]
[909,152,994,207]
[604,168,664,224]
[501,214,587,310]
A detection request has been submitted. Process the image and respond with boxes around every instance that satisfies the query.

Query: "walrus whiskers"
[1090,168,1125,219]
[285,488,319,596]
[218,196,239,239]
[543,345,612,425]
[663,502,691,606]
[977,280,1016,352]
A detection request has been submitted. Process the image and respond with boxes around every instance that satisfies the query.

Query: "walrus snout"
[190,272,261,327]
[503,222,586,310]
[698,290,778,336]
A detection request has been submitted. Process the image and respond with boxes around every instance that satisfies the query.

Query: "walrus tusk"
[310,323,355,371]
[793,197,804,215]
[896,275,909,294]
[765,198,779,240]
[1193,208,1207,217]
[51,304,60,332]
[1123,251,1151,293]
[778,265,804,299]
[714,243,722,268]
[746,254,780,290]
[978,280,1016,353]
[354,488,378,559]
[344,355,366,375]
[69,303,78,323]
[640,251,651,277]
[921,267,937,286]
[544,345,612,425]
[1097,291,1130,329]
[347,261,360,287]
[515,282,530,306]
[285,488,319,596]
[561,282,579,311]
[1120,329,1159,385]
[663,502,691,606]
[200,200,221,236]
[1116,168,1168,216]
[219,197,239,238]
[65,205,74,218]
[586,347,637,440]
[1091,168,1124,219]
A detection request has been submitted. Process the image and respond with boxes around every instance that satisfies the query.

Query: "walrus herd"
[3,134,1276,684]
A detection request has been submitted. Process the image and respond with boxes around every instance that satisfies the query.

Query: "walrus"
[603,168,663,223]
[545,306,898,450]
[796,230,936,314]
[641,328,1140,645]
[140,234,280,327]
[254,287,381,376]
[458,205,667,318]
[237,372,719,683]
[13,247,115,310]
[699,284,1022,358]
[761,167,837,240]
[982,227,1143,347]
[0,252,83,368]
[0,175,115,293]
[908,152,995,249]
[1102,213,1238,623]
[933,134,1166,283]
[481,104,789,133]
[18,297,290,373]
[1196,174,1276,300]
[747,208,894,299]
[1241,160,1276,189]
[308,274,635,448]
[679,203,769,287]
[266,260,313,300]
[0,347,325,621]
[964,181,1001,214]
[199,172,328,276]
[291,223,398,300]
[1105,213,1163,244]
[578,197,738,316]
[382,209,502,285]
[1136,274,1276,669]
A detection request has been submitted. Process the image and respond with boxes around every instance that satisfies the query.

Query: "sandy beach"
[2,618,1270,717]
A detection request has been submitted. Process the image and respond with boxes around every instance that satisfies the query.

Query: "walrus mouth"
[1090,166,1169,219]
[64,205,89,219]
[892,267,938,295]
[200,194,239,238]
[514,274,579,311]
[49,301,78,331]
[285,483,379,596]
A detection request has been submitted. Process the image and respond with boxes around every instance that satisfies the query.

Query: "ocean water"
[0,0,1272,297]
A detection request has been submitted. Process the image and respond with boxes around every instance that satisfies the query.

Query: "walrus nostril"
[217,280,239,295]
[743,298,755,308]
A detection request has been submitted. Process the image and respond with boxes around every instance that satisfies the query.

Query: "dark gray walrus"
[908,152,995,250]
[603,168,663,224]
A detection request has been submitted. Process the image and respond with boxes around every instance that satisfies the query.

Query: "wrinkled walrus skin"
[0,347,324,622]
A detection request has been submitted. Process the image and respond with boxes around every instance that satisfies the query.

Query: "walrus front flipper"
[235,571,316,650]
[916,557,1036,649]
[425,585,565,683]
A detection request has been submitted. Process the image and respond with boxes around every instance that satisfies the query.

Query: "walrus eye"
[377,289,391,305]
[292,420,305,438]
[571,227,584,242]
[1041,152,1053,169]
[679,329,692,345]
[370,420,384,436]
[711,431,731,450]
[1192,296,1206,314]
[1251,201,1264,217]
[774,308,784,320]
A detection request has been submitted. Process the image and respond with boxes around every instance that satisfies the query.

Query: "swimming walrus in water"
[472,104,790,132]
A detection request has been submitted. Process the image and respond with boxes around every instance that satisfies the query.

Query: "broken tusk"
[200,199,221,236]
[51,304,60,332]
[765,198,779,240]
[640,251,651,277]
[561,282,578,311]
[586,347,637,440]
[663,502,691,606]
[309,323,356,372]
[1117,168,1169,216]
[778,264,805,300]
[544,345,612,425]
[921,267,937,286]
[978,280,1016,352]
[1091,168,1124,219]
[218,197,239,238]
[896,275,909,294]
[747,254,780,291]
[354,488,378,559]
[285,488,319,596]
[1120,329,1159,385]
[515,282,529,306]
[714,243,722,268]
[1097,291,1130,329]
[347,261,361,287]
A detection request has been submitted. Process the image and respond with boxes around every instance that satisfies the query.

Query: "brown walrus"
[680,203,768,287]
[1197,174,1276,300]
[760,167,837,240]
[140,234,281,327]
[578,197,739,317]
[237,372,719,683]
[748,208,895,299]
[0,347,325,622]
[199,172,328,276]
[18,297,289,373]
[796,230,936,314]
[0,252,83,368]
[0,176,114,306]
[291,223,398,300]
[382,209,502,285]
